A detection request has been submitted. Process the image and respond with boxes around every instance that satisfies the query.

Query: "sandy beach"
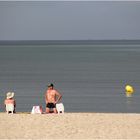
[0,113,140,139]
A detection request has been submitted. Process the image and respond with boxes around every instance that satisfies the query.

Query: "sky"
[0,1,140,40]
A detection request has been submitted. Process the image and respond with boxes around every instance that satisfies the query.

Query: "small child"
[4,92,16,113]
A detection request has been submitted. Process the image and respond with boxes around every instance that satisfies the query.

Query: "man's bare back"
[46,89,58,104]
[45,83,62,113]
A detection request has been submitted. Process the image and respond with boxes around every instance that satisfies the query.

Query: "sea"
[0,40,140,113]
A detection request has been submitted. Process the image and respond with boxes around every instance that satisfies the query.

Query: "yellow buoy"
[125,85,134,97]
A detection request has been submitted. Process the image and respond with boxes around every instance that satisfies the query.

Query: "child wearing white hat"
[4,92,16,113]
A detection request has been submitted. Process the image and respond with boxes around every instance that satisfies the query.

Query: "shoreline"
[0,113,140,139]
[1,111,140,114]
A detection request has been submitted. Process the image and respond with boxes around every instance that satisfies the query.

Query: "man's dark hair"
[48,83,54,87]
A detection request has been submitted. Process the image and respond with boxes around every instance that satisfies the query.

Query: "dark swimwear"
[46,103,56,109]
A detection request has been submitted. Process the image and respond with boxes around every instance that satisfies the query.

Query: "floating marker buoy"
[125,85,134,97]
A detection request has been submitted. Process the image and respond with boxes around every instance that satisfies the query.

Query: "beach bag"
[31,106,43,114]
[56,103,64,114]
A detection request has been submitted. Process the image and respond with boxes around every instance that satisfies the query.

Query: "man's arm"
[55,90,62,104]
[45,91,48,104]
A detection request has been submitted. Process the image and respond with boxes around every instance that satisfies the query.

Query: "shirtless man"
[45,83,62,113]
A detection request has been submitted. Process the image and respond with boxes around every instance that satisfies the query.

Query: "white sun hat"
[6,92,15,99]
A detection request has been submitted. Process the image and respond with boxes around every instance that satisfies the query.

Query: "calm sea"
[0,43,140,113]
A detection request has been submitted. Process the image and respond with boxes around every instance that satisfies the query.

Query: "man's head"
[48,83,54,89]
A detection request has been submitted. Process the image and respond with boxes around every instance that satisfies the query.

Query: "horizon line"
[0,39,140,45]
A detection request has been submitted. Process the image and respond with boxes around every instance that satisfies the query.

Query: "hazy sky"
[0,1,140,40]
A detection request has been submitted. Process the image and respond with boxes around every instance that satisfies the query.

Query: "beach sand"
[0,113,140,139]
